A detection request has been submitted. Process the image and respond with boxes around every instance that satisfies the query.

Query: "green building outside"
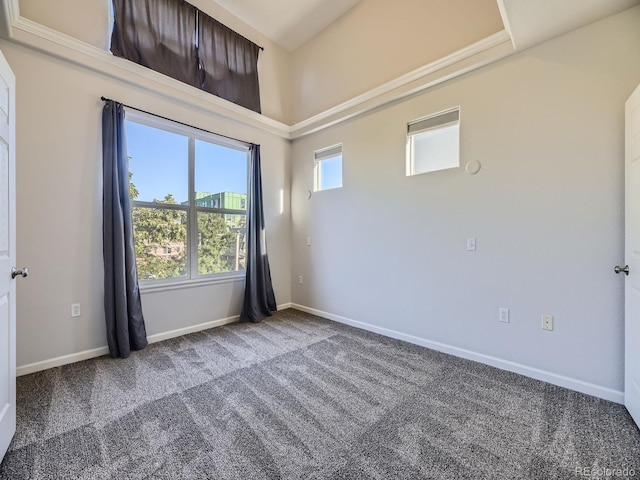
[186,191,247,227]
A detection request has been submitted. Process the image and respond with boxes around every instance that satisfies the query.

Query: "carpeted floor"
[1,309,638,479]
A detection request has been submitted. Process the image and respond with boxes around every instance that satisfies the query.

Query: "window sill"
[140,273,245,295]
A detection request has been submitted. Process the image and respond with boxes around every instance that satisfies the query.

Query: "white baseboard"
[16,302,292,377]
[16,345,112,377]
[290,304,625,404]
[145,315,239,345]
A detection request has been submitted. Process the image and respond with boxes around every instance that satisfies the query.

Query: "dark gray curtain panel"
[240,145,276,323]
[110,0,261,113]
[102,100,148,358]
[197,12,261,113]
[111,0,199,89]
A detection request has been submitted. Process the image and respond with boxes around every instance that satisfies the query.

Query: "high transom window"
[407,107,460,176]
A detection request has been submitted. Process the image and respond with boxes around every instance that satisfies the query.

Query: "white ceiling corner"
[499,0,640,50]
[212,0,360,51]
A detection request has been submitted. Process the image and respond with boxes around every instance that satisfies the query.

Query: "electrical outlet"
[499,307,509,323]
[542,314,553,331]
[298,275,303,285]
[71,303,81,318]
[307,237,311,246]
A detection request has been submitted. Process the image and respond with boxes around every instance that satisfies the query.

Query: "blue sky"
[319,155,342,190]
[126,120,247,204]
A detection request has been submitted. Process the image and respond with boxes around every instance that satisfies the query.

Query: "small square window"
[407,108,460,176]
[314,144,343,191]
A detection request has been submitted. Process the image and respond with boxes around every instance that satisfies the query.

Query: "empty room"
[1,0,640,477]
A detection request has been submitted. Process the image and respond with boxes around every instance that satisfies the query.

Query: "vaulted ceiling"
[212,0,361,51]
[213,0,640,53]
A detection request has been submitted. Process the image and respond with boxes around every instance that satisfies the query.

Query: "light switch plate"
[467,237,476,251]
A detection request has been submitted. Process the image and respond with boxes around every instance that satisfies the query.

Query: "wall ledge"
[289,30,514,138]
[0,0,516,140]
[290,303,625,404]
[2,4,291,138]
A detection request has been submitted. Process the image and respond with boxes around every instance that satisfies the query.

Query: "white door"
[0,49,16,462]
[624,83,640,428]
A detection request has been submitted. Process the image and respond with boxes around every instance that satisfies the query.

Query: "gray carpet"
[1,309,638,479]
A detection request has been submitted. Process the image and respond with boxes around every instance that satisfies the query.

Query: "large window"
[126,113,248,285]
[406,107,460,176]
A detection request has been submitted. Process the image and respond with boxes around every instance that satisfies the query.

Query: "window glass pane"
[197,212,246,275]
[411,123,459,175]
[194,140,247,210]
[317,154,342,190]
[132,206,188,280]
[126,121,189,204]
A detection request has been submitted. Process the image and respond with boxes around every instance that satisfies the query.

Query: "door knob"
[11,267,28,279]
[614,265,629,275]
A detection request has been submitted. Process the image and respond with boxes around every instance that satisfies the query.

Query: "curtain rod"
[101,96,255,147]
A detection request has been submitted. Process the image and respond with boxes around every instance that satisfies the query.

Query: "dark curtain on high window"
[110,0,261,113]
[240,145,276,323]
[197,13,261,113]
[102,100,148,358]
[111,0,198,89]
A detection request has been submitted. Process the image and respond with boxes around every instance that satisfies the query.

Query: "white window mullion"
[188,135,198,279]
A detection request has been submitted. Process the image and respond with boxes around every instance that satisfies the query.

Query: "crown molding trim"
[289,30,514,138]
[0,0,515,141]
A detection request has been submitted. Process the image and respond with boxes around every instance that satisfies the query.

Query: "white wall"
[290,7,640,398]
[290,0,504,123]
[18,0,293,124]
[2,41,291,367]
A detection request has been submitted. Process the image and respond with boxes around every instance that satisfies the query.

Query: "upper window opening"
[407,107,460,176]
[314,145,343,192]
[110,0,261,112]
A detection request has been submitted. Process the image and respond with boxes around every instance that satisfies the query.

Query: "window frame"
[125,110,250,291]
[313,144,343,192]
[406,107,460,176]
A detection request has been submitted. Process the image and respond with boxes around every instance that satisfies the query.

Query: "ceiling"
[214,0,640,53]
[498,0,640,49]
[213,0,360,52]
